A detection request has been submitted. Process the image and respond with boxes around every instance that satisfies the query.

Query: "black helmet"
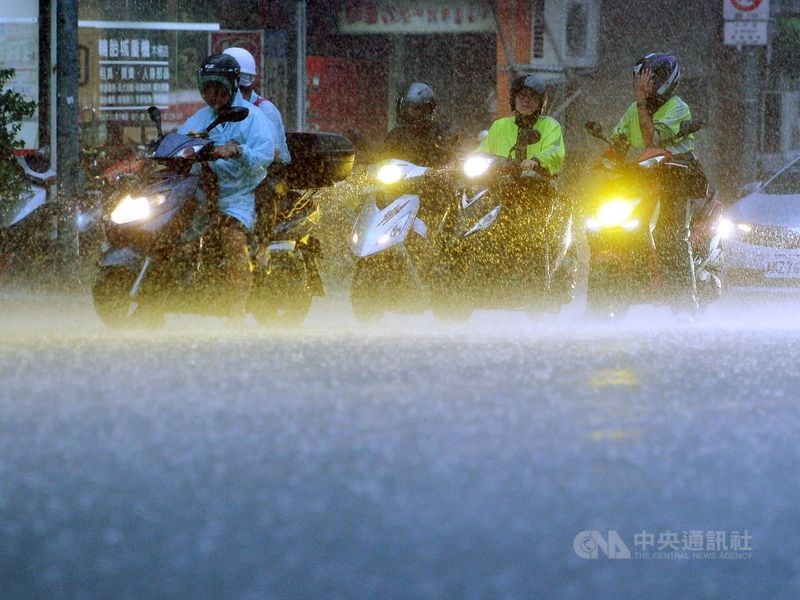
[397,81,436,125]
[509,74,548,114]
[633,52,680,106]
[197,53,240,99]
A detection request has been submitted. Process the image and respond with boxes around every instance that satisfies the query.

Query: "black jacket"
[379,121,458,168]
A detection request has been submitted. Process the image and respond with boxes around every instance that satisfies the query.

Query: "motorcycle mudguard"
[6,185,47,227]
[350,193,421,258]
[99,246,143,270]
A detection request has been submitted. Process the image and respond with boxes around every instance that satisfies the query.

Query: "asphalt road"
[1,291,799,598]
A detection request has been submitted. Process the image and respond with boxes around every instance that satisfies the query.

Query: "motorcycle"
[92,105,354,328]
[431,133,576,319]
[348,158,447,322]
[79,143,149,258]
[583,120,724,318]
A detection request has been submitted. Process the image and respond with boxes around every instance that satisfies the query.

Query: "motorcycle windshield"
[152,133,211,159]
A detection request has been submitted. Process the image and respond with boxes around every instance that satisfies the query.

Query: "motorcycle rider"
[378,82,459,243]
[177,53,275,324]
[474,74,572,304]
[222,47,289,261]
[476,73,565,176]
[222,47,290,165]
[610,51,707,312]
[379,82,457,168]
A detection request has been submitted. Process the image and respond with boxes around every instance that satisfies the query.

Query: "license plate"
[765,257,800,278]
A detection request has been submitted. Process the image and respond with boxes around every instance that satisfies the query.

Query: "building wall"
[560,0,748,195]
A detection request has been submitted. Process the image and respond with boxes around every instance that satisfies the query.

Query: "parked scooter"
[431,135,576,319]
[583,120,724,317]
[349,158,449,321]
[92,105,353,328]
[0,151,59,276]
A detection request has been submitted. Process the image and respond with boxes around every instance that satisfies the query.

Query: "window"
[532,0,546,60]
[566,2,588,58]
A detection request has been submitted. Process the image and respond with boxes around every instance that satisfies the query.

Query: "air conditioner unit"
[530,0,599,70]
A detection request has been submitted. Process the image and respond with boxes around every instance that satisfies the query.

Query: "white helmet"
[223,47,256,87]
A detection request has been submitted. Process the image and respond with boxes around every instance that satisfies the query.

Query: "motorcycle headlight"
[110,193,167,224]
[586,198,641,230]
[376,163,404,184]
[716,218,751,239]
[463,155,493,178]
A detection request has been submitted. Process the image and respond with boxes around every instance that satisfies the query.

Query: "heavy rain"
[1,1,799,598]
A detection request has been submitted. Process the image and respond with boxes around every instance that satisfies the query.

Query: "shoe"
[255,247,270,269]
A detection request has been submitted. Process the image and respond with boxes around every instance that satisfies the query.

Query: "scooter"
[92,105,353,328]
[431,137,576,320]
[348,158,446,322]
[583,120,724,317]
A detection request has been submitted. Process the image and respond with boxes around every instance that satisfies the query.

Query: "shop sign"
[339,1,495,34]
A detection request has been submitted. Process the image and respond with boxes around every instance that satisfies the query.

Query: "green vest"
[475,115,566,175]
[612,95,695,154]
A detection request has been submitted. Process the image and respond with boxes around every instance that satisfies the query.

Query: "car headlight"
[110,193,167,224]
[586,198,641,230]
[716,218,752,239]
[463,155,493,178]
[376,163,403,184]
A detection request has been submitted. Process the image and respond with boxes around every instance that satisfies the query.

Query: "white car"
[719,155,800,292]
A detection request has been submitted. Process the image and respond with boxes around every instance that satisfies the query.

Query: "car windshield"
[762,156,800,195]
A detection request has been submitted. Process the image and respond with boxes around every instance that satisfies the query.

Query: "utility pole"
[55,0,80,270]
[295,0,306,132]
[741,46,761,184]
[723,0,771,185]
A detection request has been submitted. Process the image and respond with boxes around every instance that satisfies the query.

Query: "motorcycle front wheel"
[351,255,391,323]
[586,261,630,320]
[92,266,142,329]
[249,254,312,328]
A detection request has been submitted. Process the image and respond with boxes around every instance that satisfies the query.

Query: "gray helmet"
[197,53,240,99]
[509,74,548,113]
[397,81,436,125]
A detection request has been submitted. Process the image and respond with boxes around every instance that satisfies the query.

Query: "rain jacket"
[613,95,694,155]
[179,90,274,230]
[379,121,458,168]
[475,115,565,175]
[249,91,292,164]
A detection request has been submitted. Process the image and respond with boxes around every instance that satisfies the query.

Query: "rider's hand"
[213,141,241,160]
[634,68,654,103]
[521,158,540,171]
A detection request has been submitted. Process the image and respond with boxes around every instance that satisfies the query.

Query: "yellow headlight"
[596,199,640,228]
[463,156,492,178]
[110,193,166,224]
[376,164,403,184]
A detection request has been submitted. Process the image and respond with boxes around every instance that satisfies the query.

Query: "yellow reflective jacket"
[475,115,565,175]
[612,95,694,154]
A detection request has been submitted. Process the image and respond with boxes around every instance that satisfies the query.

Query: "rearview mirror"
[679,119,703,137]
[147,106,163,138]
[205,106,250,133]
[584,121,605,139]
[738,181,760,197]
